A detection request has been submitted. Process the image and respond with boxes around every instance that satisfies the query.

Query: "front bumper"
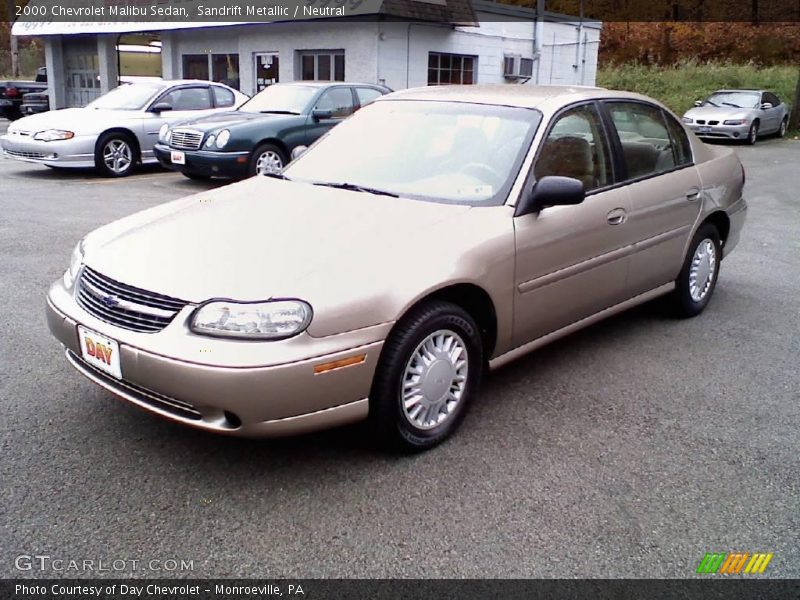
[687,122,751,140]
[0,133,96,167]
[154,143,250,179]
[46,276,390,437]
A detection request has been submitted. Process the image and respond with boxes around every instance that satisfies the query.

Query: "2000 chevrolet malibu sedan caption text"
[46,85,747,452]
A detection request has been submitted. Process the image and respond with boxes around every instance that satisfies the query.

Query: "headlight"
[191,299,313,339]
[62,239,85,289]
[34,129,74,142]
[158,124,170,142]
[723,119,747,126]
[682,117,693,124]
[215,129,230,149]
[205,134,216,148]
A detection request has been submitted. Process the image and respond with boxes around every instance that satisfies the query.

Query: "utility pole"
[7,0,19,77]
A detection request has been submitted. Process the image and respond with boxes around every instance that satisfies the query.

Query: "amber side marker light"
[314,354,367,374]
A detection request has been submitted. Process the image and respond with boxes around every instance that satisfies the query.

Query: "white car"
[0,80,248,177]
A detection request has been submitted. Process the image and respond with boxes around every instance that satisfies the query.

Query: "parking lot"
[1,117,798,579]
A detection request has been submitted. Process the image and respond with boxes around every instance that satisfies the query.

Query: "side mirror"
[760,102,773,110]
[514,176,585,217]
[312,108,333,121]
[291,145,308,161]
[694,100,703,107]
[150,102,173,113]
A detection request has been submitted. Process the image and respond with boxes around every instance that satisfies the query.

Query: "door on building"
[64,40,101,107]
[254,53,279,94]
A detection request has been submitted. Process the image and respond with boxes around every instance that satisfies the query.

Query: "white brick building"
[13,1,601,109]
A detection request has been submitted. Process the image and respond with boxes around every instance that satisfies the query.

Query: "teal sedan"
[154,81,391,180]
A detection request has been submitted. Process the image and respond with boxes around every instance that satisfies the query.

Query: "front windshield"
[87,82,166,110]
[704,92,760,109]
[240,84,318,114]
[284,100,541,205]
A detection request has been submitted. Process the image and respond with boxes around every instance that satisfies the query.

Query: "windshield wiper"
[258,110,300,115]
[263,172,291,180]
[705,100,719,107]
[313,181,399,197]
[721,102,742,108]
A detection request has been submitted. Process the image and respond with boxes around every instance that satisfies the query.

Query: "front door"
[254,53,279,94]
[512,102,635,347]
[303,86,356,145]
[142,85,216,157]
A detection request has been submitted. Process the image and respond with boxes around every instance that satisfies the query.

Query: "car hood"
[82,177,475,328]
[684,106,754,121]
[9,107,138,134]
[171,110,297,132]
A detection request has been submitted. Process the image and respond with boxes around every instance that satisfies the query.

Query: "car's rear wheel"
[668,223,721,318]
[249,143,286,177]
[95,132,137,177]
[369,301,483,452]
[777,117,788,138]
[746,121,759,145]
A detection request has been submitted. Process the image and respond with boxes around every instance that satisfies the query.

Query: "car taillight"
[6,87,19,98]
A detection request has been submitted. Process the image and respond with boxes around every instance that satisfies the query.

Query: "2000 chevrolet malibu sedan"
[47,85,747,451]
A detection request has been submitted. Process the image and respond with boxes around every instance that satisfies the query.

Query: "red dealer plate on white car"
[78,325,122,379]
[170,150,186,165]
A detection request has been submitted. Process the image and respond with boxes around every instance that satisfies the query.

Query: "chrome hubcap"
[256,151,283,175]
[103,139,132,174]
[400,330,468,430]
[689,238,716,302]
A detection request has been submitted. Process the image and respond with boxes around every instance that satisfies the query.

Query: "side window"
[662,111,693,167]
[764,92,780,106]
[607,102,676,179]
[355,87,383,108]
[314,88,355,118]
[212,86,236,108]
[534,103,612,193]
[159,87,212,111]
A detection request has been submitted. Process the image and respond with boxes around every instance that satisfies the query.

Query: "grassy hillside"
[597,61,798,118]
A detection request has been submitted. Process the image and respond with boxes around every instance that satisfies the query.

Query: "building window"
[299,51,345,81]
[182,53,240,90]
[428,52,476,86]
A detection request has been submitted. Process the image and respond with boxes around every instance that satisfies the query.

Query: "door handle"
[607,208,627,225]
[686,188,701,201]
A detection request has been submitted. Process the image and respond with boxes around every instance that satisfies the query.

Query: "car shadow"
[7,162,169,181]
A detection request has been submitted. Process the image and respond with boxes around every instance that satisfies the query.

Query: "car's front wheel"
[95,132,137,177]
[668,223,721,318]
[746,121,759,145]
[249,143,286,177]
[369,301,483,452]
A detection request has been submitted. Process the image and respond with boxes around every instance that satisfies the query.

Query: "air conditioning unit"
[503,54,534,80]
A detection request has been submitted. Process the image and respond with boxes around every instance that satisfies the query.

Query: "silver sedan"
[682,89,790,145]
[0,80,248,176]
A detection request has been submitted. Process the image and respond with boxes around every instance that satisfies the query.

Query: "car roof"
[380,84,660,110]
[269,81,388,89]
[712,89,764,93]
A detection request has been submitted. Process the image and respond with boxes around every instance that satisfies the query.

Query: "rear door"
[601,100,702,296]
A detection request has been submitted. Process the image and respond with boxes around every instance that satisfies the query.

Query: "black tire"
[668,223,722,318]
[777,117,788,138]
[95,132,138,177]
[182,172,211,181]
[249,143,286,177]
[368,301,483,452]
[746,121,759,145]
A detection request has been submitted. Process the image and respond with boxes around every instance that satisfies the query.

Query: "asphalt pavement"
[0,119,798,578]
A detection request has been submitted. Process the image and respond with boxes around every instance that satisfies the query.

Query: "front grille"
[66,350,202,420]
[170,129,203,151]
[708,120,719,126]
[4,149,46,159]
[696,119,706,125]
[76,266,188,333]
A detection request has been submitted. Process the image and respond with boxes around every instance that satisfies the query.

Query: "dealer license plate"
[697,126,712,134]
[170,150,186,165]
[78,325,122,379]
